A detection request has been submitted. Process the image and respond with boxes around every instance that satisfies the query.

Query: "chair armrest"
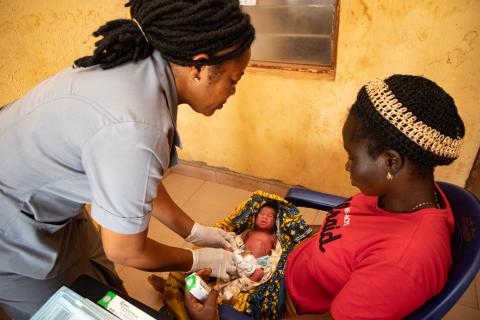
[285,187,348,211]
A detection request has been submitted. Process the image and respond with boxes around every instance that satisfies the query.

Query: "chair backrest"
[406,181,480,319]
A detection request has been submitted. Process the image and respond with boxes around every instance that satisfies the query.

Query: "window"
[241,0,339,75]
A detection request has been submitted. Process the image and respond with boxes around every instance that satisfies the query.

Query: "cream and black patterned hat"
[350,75,465,166]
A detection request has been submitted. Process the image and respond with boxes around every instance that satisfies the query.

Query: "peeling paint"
[446,30,478,67]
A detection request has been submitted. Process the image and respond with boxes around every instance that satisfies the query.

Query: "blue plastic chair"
[285,181,480,319]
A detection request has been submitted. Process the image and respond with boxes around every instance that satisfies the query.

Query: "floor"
[1,172,479,319]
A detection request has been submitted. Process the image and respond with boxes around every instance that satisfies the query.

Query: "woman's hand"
[189,247,236,281]
[185,222,236,248]
[185,269,220,320]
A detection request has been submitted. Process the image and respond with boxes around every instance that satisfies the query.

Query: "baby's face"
[255,206,276,232]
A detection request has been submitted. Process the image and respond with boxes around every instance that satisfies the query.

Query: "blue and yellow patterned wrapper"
[163,190,312,319]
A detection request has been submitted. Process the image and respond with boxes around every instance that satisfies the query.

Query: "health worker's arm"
[101,226,235,281]
[101,227,193,272]
[152,183,234,249]
[151,182,194,238]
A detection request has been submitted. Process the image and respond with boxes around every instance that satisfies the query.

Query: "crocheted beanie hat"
[350,74,465,167]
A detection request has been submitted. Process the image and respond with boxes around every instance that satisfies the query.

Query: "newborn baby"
[234,223,277,282]
[219,201,281,301]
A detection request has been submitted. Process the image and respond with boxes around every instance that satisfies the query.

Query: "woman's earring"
[386,171,394,180]
[194,77,200,83]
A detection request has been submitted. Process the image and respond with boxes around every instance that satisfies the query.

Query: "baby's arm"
[248,268,264,282]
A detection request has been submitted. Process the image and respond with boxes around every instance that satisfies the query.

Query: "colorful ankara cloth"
[163,190,312,319]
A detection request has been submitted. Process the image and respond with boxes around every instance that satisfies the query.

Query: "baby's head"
[343,74,465,195]
[254,201,278,233]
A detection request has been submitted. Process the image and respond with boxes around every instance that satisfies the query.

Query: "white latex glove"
[225,232,239,250]
[188,248,236,281]
[185,222,236,248]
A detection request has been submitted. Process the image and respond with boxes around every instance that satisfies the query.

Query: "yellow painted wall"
[1,0,479,196]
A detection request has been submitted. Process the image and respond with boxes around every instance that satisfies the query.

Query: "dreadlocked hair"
[74,0,255,70]
[348,74,465,168]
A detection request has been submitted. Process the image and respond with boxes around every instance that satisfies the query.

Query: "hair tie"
[131,18,149,43]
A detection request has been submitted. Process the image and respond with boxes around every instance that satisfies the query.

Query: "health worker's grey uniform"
[0,51,181,318]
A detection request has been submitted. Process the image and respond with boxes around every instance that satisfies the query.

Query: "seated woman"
[184,74,465,320]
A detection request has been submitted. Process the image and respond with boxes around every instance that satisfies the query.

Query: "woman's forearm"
[101,227,193,271]
[116,238,193,272]
[151,182,194,238]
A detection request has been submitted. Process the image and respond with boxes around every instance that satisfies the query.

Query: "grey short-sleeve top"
[0,51,181,243]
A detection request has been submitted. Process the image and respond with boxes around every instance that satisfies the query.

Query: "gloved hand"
[225,232,239,250]
[188,248,236,282]
[185,222,236,248]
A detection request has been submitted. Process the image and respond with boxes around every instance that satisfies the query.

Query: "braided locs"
[74,0,255,69]
[348,75,465,167]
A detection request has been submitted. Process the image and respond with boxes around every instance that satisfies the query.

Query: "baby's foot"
[148,274,166,294]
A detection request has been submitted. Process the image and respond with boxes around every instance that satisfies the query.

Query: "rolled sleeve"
[90,200,151,234]
[82,122,171,234]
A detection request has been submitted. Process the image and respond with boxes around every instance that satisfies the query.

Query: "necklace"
[410,191,440,212]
